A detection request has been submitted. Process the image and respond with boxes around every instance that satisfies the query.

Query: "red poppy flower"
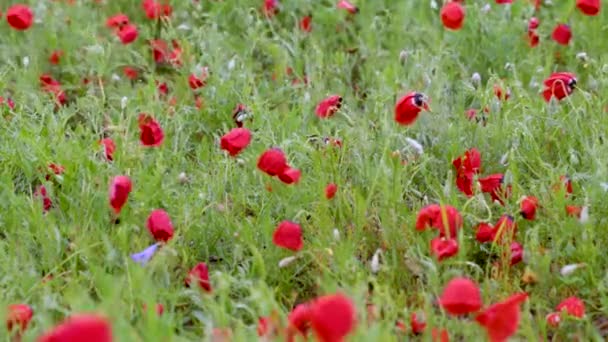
[556,296,585,318]
[188,67,208,90]
[527,30,539,47]
[117,24,138,44]
[315,95,342,118]
[99,138,116,161]
[47,163,65,178]
[49,50,63,65]
[453,148,481,196]
[220,128,252,157]
[337,0,358,14]
[519,196,538,220]
[542,72,576,102]
[185,262,212,293]
[310,293,357,342]
[394,92,430,126]
[475,293,528,342]
[493,84,510,101]
[415,204,463,238]
[495,0,513,3]
[551,24,572,45]
[6,4,33,31]
[554,175,574,195]
[109,176,132,215]
[39,74,67,106]
[410,312,426,334]
[150,39,182,66]
[6,304,33,333]
[325,183,338,199]
[509,241,523,265]
[38,314,113,342]
[566,205,582,218]
[475,223,495,243]
[438,277,482,315]
[492,215,517,243]
[257,148,289,176]
[278,168,301,185]
[430,237,459,261]
[142,0,172,19]
[576,0,600,16]
[146,209,174,243]
[106,13,129,29]
[123,66,139,80]
[431,328,450,342]
[440,2,465,31]
[263,0,279,17]
[546,312,561,327]
[138,114,164,147]
[300,15,312,32]
[272,221,303,251]
[479,174,510,205]
[287,304,312,340]
[35,185,52,212]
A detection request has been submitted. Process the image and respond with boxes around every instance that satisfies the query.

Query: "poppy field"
[1,0,607,341]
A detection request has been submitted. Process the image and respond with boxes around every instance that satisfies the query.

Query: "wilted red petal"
[475,293,528,342]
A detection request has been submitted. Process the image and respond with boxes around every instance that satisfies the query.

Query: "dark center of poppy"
[414,93,425,107]
[568,78,577,88]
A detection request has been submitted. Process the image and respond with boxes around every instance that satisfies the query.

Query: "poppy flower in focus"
[109,175,132,215]
[337,0,358,14]
[35,185,52,212]
[146,209,174,243]
[257,148,289,176]
[394,92,430,126]
[278,167,301,185]
[475,293,528,342]
[415,204,463,238]
[577,0,600,16]
[325,183,338,199]
[551,24,572,45]
[6,4,33,31]
[287,304,312,340]
[272,221,303,251]
[475,223,495,243]
[185,262,212,293]
[440,1,465,31]
[310,293,357,342]
[117,24,138,44]
[300,15,312,32]
[99,138,116,161]
[492,215,517,243]
[542,72,576,102]
[315,95,343,118]
[6,304,33,333]
[430,237,459,261]
[479,174,510,205]
[556,296,585,318]
[519,196,538,220]
[452,148,481,196]
[49,50,63,65]
[138,114,164,147]
[509,241,523,265]
[188,67,209,90]
[220,128,252,157]
[410,312,426,334]
[38,314,113,342]
[263,0,279,17]
[438,277,482,315]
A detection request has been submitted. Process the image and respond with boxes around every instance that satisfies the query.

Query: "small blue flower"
[130,243,160,266]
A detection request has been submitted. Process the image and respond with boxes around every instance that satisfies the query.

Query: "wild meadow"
[0,0,607,341]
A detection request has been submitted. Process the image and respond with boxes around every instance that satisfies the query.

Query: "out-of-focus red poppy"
[453,148,481,196]
[430,237,459,261]
[438,277,482,315]
[263,0,279,17]
[556,296,585,318]
[410,312,426,334]
[6,4,33,31]
[99,138,116,161]
[142,0,172,19]
[123,66,139,80]
[546,312,561,327]
[287,304,312,341]
[310,293,357,342]
[109,175,132,215]
[185,262,212,293]
[493,84,510,101]
[6,304,33,333]
[146,209,174,243]
[150,39,182,66]
[325,183,338,199]
[315,95,342,118]
[278,167,301,185]
[220,128,252,157]
[415,204,463,238]
[394,92,430,125]
[38,314,113,342]
[142,303,164,316]
[138,114,164,147]
[527,17,540,47]
[39,74,67,106]
[49,50,63,65]
[117,24,138,44]
[257,148,289,176]
[551,24,572,45]
[35,185,52,212]
[479,174,510,205]
[566,205,582,218]
[440,2,465,31]
[300,15,312,32]
[106,13,129,29]
[475,223,495,243]
[509,241,523,265]
[475,293,528,342]
[577,0,600,15]
[431,328,450,342]
[492,215,517,243]
[542,72,576,102]
[189,67,209,90]
[337,0,358,14]
[519,196,538,220]
[272,221,303,251]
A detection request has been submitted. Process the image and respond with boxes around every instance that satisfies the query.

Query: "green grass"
[0,0,607,340]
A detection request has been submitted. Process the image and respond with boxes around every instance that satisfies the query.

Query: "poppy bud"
[146,209,174,243]
[220,128,252,157]
[272,221,303,251]
[185,262,212,293]
[440,2,465,30]
[6,4,33,31]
